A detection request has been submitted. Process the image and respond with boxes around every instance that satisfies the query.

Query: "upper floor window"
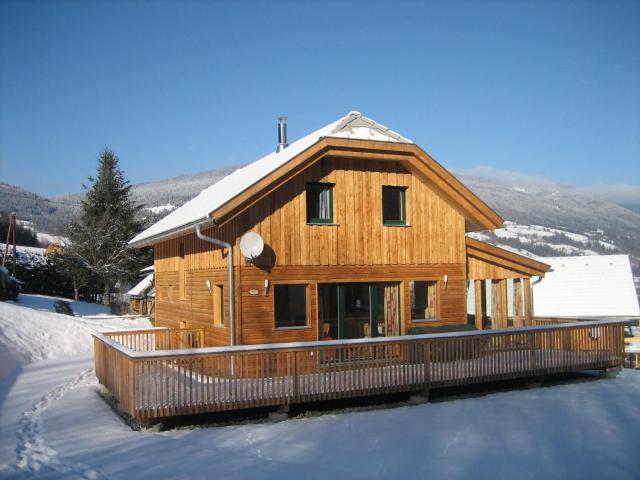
[306,183,334,224]
[382,186,406,225]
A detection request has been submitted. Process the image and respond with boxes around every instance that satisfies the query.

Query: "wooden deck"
[93,319,626,420]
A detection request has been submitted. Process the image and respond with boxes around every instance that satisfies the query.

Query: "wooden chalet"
[94,113,625,421]
[129,112,550,347]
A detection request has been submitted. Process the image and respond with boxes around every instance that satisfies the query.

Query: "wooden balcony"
[93,319,626,421]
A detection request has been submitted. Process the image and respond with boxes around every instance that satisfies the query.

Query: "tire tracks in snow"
[1,368,108,479]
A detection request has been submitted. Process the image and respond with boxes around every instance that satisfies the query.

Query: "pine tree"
[66,148,142,306]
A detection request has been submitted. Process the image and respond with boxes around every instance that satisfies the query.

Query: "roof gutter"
[195,223,235,346]
[128,216,212,249]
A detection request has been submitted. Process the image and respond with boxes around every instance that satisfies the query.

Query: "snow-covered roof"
[129,111,412,247]
[127,273,154,297]
[533,255,640,317]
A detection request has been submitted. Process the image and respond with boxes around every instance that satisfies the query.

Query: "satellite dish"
[239,232,264,261]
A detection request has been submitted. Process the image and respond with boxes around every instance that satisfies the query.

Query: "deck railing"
[93,319,626,420]
[103,327,205,352]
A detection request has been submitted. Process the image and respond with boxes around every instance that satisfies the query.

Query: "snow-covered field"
[1,296,639,479]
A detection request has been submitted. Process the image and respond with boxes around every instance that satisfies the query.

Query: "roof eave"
[128,216,213,249]
[465,237,552,276]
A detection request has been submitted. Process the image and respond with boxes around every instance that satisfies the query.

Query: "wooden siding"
[207,138,503,233]
[155,269,231,347]
[156,157,466,273]
[155,264,467,346]
[154,156,471,345]
[466,237,550,280]
[467,256,530,280]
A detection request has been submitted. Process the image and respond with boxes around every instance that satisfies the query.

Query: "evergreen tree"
[67,148,142,305]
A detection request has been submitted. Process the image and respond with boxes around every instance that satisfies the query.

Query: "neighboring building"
[129,112,550,347]
[126,271,155,315]
[533,255,640,318]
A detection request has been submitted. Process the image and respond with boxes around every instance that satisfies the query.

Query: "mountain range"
[2,165,639,282]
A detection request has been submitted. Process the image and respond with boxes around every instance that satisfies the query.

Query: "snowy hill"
[0,183,76,235]
[468,221,621,257]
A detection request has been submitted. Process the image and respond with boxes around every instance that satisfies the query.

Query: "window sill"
[383,224,412,227]
[212,324,226,329]
[275,325,311,331]
[307,222,340,226]
[410,318,439,323]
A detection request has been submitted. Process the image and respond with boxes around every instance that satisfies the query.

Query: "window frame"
[274,283,310,330]
[306,182,334,224]
[409,279,439,323]
[382,186,407,226]
[213,284,224,327]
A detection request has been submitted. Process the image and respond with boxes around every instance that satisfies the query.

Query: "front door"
[318,283,400,340]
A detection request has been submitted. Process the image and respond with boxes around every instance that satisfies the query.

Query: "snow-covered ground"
[1,297,639,479]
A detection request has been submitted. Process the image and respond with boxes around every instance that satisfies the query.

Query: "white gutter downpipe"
[196,223,235,346]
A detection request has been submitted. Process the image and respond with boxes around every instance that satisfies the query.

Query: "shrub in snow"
[0,265,20,301]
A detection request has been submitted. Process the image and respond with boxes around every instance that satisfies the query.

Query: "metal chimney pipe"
[276,116,288,152]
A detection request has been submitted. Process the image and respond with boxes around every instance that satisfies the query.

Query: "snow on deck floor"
[1,300,639,479]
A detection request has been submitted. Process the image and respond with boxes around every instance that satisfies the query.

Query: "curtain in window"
[318,188,330,220]
[384,284,399,336]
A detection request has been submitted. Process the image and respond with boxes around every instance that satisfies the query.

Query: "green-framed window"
[382,186,406,225]
[306,182,334,224]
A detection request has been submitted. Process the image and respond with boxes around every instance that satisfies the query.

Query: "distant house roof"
[127,273,154,298]
[129,111,503,247]
[533,255,640,317]
[140,265,154,273]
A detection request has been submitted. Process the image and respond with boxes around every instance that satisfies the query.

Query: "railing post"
[423,341,430,389]
[292,351,299,403]
[129,357,137,418]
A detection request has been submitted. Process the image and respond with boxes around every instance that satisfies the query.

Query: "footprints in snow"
[1,368,107,480]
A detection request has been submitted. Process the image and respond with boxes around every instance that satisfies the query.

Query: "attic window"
[382,186,406,225]
[306,183,334,224]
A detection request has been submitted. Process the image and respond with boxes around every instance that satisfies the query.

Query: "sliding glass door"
[318,283,400,340]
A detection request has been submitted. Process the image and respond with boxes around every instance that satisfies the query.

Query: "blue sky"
[0,0,638,197]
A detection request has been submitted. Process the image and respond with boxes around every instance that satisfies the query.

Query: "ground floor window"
[275,284,308,328]
[213,284,224,326]
[410,280,437,321]
[318,282,400,340]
